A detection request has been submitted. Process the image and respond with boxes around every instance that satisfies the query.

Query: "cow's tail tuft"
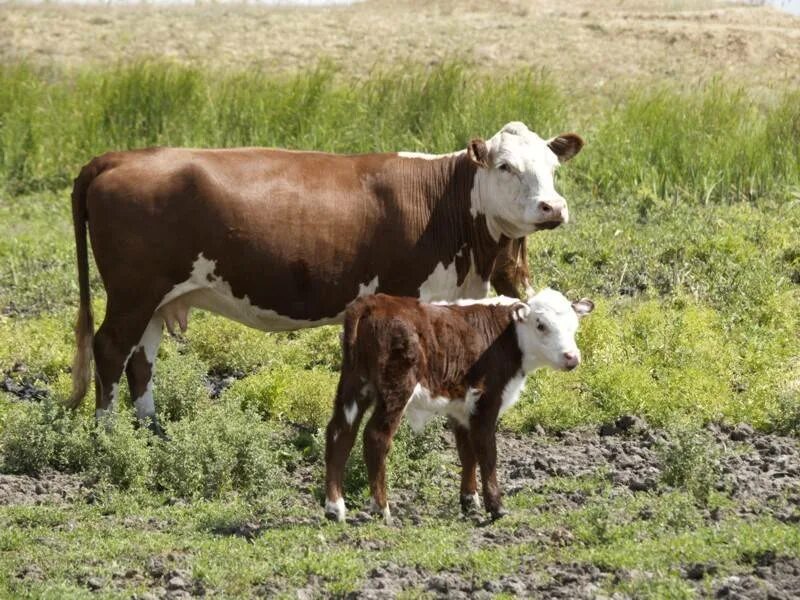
[66,163,97,410]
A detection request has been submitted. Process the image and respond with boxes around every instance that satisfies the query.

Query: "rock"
[684,562,717,580]
[86,577,104,590]
[629,477,657,492]
[730,423,754,441]
[615,415,643,433]
[167,575,189,590]
[146,556,165,577]
[599,423,618,437]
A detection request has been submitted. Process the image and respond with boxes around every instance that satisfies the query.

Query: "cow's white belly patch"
[404,383,481,432]
[157,253,379,332]
[417,249,489,302]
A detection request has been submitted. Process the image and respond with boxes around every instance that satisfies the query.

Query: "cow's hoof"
[369,498,393,525]
[460,492,481,514]
[489,507,509,521]
[142,417,169,441]
[324,498,346,523]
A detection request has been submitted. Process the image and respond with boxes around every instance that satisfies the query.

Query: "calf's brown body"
[325,294,526,521]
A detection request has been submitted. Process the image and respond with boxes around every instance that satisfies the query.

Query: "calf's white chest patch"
[404,384,481,432]
[499,373,526,417]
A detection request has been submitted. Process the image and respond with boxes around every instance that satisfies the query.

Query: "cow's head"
[513,288,593,372]
[468,122,583,240]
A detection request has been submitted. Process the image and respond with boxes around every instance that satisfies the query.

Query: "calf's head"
[468,122,584,240]
[514,288,594,372]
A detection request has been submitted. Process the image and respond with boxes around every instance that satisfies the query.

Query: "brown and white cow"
[66,122,583,432]
[324,290,593,523]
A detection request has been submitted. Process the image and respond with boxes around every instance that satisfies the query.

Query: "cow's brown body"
[67,124,583,431]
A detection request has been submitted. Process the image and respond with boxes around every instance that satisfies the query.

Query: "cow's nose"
[564,352,579,370]
[537,200,567,224]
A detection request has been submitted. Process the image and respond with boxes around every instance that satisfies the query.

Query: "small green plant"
[657,425,722,505]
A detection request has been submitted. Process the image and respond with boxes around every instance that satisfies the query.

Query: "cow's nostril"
[539,202,552,213]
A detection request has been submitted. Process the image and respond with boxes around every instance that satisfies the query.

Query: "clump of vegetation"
[0,399,152,489]
[154,400,291,500]
[221,365,338,428]
[657,425,722,505]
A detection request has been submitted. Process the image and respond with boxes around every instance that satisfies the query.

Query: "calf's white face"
[469,122,583,240]
[514,288,594,372]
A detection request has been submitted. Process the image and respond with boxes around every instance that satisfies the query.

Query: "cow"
[66,122,584,434]
[324,290,594,524]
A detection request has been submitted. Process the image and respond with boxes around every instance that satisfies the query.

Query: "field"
[2,1,800,598]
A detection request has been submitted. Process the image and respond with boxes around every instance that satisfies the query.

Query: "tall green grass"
[1,61,798,201]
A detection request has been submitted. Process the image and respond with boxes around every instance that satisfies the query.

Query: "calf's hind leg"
[324,375,371,522]
[362,381,413,525]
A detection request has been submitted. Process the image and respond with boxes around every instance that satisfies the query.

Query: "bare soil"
[2,0,800,94]
[6,420,798,598]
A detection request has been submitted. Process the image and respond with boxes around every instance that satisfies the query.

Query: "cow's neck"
[409,153,509,286]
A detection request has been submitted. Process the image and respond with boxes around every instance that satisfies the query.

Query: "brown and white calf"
[324,289,593,523]
[66,122,583,432]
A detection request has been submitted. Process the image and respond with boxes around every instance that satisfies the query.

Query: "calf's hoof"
[324,498,346,523]
[460,492,481,515]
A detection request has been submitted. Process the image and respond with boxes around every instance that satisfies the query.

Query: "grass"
[0,60,799,597]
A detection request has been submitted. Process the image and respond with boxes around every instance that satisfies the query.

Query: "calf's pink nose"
[564,352,579,370]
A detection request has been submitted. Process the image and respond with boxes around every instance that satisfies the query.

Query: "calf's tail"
[66,163,97,409]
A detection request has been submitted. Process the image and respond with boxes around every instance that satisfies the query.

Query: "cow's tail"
[66,163,97,410]
[342,299,369,370]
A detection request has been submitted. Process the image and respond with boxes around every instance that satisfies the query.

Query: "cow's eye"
[536,322,547,332]
[498,163,511,173]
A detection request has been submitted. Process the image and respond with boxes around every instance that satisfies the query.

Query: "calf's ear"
[511,302,531,322]
[548,133,584,163]
[468,138,490,168]
[572,298,594,317]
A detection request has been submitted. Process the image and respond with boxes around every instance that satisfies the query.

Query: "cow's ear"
[572,298,594,317]
[468,138,490,168]
[548,133,584,163]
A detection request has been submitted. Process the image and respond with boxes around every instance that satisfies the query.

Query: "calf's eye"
[498,163,511,173]
[536,323,546,332]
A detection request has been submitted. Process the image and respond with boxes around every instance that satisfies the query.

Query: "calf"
[324,289,594,523]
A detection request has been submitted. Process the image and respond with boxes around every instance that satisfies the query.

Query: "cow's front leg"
[452,421,480,514]
[470,418,506,520]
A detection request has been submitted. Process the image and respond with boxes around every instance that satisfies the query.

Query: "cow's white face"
[468,122,583,241]
[514,288,593,373]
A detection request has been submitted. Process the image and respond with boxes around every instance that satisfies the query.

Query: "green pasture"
[0,62,799,597]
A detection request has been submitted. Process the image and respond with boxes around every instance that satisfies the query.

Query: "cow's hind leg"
[362,380,413,525]
[325,374,372,522]
[452,421,480,514]
[93,301,159,423]
[125,315,165,437]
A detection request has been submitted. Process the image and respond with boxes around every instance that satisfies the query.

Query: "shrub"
[221,365,337,428]
[154,400,290,500]
[657,425,722,505]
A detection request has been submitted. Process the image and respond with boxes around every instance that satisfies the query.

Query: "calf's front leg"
[452,421,480,514]
[470,418,506,520]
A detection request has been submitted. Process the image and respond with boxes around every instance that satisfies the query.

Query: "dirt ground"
[4,420,799,599]
[2,0,800,94]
